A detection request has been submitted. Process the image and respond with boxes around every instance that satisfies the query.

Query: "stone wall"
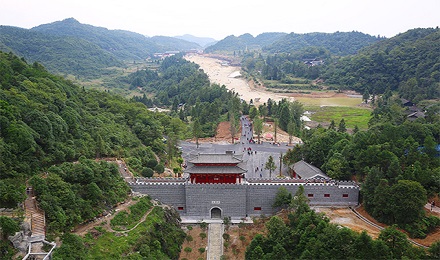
[185,183,247,219]
[246,181,359,216]
[129,181,186,211]
[129,179,359,219]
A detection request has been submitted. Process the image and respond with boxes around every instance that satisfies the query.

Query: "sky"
[1,0,439,40]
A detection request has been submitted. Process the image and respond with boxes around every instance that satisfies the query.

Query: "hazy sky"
[1,0,439,40]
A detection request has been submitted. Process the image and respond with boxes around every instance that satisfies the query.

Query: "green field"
[305,105,372,129]
[296,96,363,107]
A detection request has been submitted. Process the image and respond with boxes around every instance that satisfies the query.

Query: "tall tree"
[287,121,296,145]
[363,89,370,103]
[253,117,263,143]
[338,118,347,132]
[249,106,259,120]
[192,118,201,148]
[258,104,268,120]
[378,225,410,259]
[265,155,277,178]
[273,118,278,143]
[278,103,290,131]
[328,120,336,130]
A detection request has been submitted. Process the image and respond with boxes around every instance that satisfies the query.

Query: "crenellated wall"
[128,178,359,219]
[129,180,186,211]
[246,181,359,216]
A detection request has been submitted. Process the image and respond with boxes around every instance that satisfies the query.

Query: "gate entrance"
[210,207,222,219]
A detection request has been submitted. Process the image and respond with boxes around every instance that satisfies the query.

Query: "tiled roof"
[187,153,243,164]
[293,160,329,180]
[185,165,246,174]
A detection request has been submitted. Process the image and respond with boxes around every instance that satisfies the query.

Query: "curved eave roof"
[185,165,246,174]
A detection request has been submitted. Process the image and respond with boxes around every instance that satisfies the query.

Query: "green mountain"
[31,18,161,60]
[174,34,217,48]
[323,28,440,99]
[0,50,176,200]
[0,25,122,78]
[150,35,202,51]
[264,31,383,56]
[0,18,205,78]
[204,32,287,53]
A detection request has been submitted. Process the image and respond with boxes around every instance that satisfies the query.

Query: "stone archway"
[210,207,222,219]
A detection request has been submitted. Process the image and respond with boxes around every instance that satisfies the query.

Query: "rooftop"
[187,153,243,164]
[293,160,329,180]
[185,165,246,174]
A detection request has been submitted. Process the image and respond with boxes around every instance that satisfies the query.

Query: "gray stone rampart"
[129,182,186,212]
[246,183,359,216]
[129,181,359,218]
[185,184,247,218]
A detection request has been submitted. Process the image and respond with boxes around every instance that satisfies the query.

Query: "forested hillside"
[245,186,440,259]
[0,18,202,78]
[323,28,440,100]
[0,25,122,78]
[32,18,200,59]
[0,51,189,209]
[204,32,287,53]
[281,93,440,238]
[128,54,243,137]
[150,36,201,51]
[264,31,383,55]
[205,31,381,55]
[241,28,440,100]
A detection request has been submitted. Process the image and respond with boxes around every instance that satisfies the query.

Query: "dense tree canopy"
[242,28,440,101]
[131,55,243,137]
[246,186,429,259]
[0,50,187,207]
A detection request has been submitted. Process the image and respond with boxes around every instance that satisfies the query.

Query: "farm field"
[306,105,372,129]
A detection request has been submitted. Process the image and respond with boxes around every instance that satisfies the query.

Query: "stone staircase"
[207,223,224,260]
[24,188,45,239]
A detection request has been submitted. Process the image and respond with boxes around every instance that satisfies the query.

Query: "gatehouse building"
[129,152,359,221]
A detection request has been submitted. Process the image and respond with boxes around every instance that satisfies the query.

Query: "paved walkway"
[207,223,224,260]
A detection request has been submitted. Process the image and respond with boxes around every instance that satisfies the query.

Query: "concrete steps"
[207,223,224,260]
[24,192,45,238]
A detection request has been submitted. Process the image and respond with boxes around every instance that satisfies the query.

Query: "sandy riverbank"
[185,54,292,105]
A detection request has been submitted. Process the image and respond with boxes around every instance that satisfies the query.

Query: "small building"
[292,160,329,180]
[400,98,414,107]
[407,111,425,121]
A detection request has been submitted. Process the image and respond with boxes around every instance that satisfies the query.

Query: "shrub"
[154,164,164,174]
[146,159,158,168]
[184,247,192,254]
[141,167,154,177]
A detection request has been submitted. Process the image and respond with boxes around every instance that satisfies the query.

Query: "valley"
[0,16,439,260]
[186,54,364,108]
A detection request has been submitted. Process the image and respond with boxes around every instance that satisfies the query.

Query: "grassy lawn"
[306,106,372,129]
